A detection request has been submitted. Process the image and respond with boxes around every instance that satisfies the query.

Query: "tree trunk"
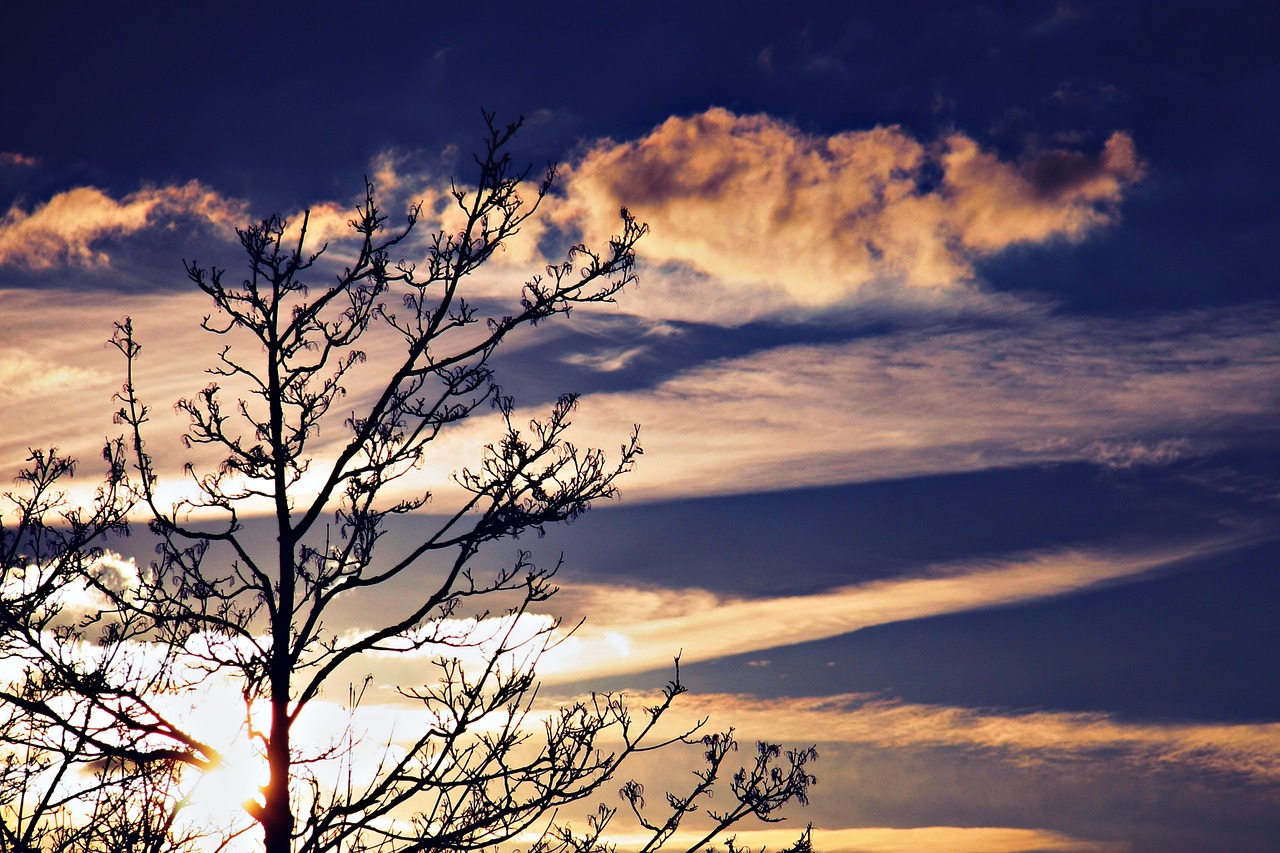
[262,687,293,853]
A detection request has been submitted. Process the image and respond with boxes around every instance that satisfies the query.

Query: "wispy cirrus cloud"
[646,691,1280,792]
[531,538,1243,683]
[337,538,1257,695]
[3,295,1278,515]
[555,108,1142,323]
[0,289,217,474]
[0,354,105,401]
[566,305,1280,500]
[531,825,1124,853]
[0,181,247,270]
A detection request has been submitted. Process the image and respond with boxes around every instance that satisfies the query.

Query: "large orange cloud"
[557,109,1142,318]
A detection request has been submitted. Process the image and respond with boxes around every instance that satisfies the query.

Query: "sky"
[2,1,1280,851]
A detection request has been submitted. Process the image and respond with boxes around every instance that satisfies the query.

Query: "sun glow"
[182,739,268,823]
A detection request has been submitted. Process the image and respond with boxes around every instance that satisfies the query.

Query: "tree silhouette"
[0,115,816,853]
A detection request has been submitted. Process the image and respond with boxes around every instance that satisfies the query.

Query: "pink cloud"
[0,152,39,168]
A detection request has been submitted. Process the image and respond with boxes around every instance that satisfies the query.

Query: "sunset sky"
[3,2,1280,851]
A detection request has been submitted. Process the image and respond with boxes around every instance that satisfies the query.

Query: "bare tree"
[0,449,243,852]
[0,115,816,853]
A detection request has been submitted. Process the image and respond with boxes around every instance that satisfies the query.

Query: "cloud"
[0,111,1140,323]
[300,542,1227,702]
[0,288,225,482]
[0,181,247,270]
[4,293,1278,518]
[535,538,1240,682]
[592,826,1125,853]
[0,354,105,401]
[659,692,1280,788]
[0,552,141,661]
[0,152,39,168]
[939,130,1141,251]
[564,305,1280,500]
[555,108,1142,322]
[330,147,551,273]
[562,345,649,373]
[0,151,488,277]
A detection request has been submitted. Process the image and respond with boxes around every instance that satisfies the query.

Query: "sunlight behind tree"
[1,115,816,853]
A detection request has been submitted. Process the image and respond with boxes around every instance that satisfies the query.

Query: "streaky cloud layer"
[554,826,1125,853]
[571,306,1280,500]
[659,692,1280,787]
[532,538,1245,681]
[3,291,1278,514]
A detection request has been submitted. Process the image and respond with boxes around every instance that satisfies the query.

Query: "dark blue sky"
[3,3,1279,851]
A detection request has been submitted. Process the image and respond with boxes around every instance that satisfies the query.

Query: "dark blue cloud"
[535,458,1275,596]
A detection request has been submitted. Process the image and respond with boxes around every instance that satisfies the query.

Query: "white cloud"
[562,345,649,373]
